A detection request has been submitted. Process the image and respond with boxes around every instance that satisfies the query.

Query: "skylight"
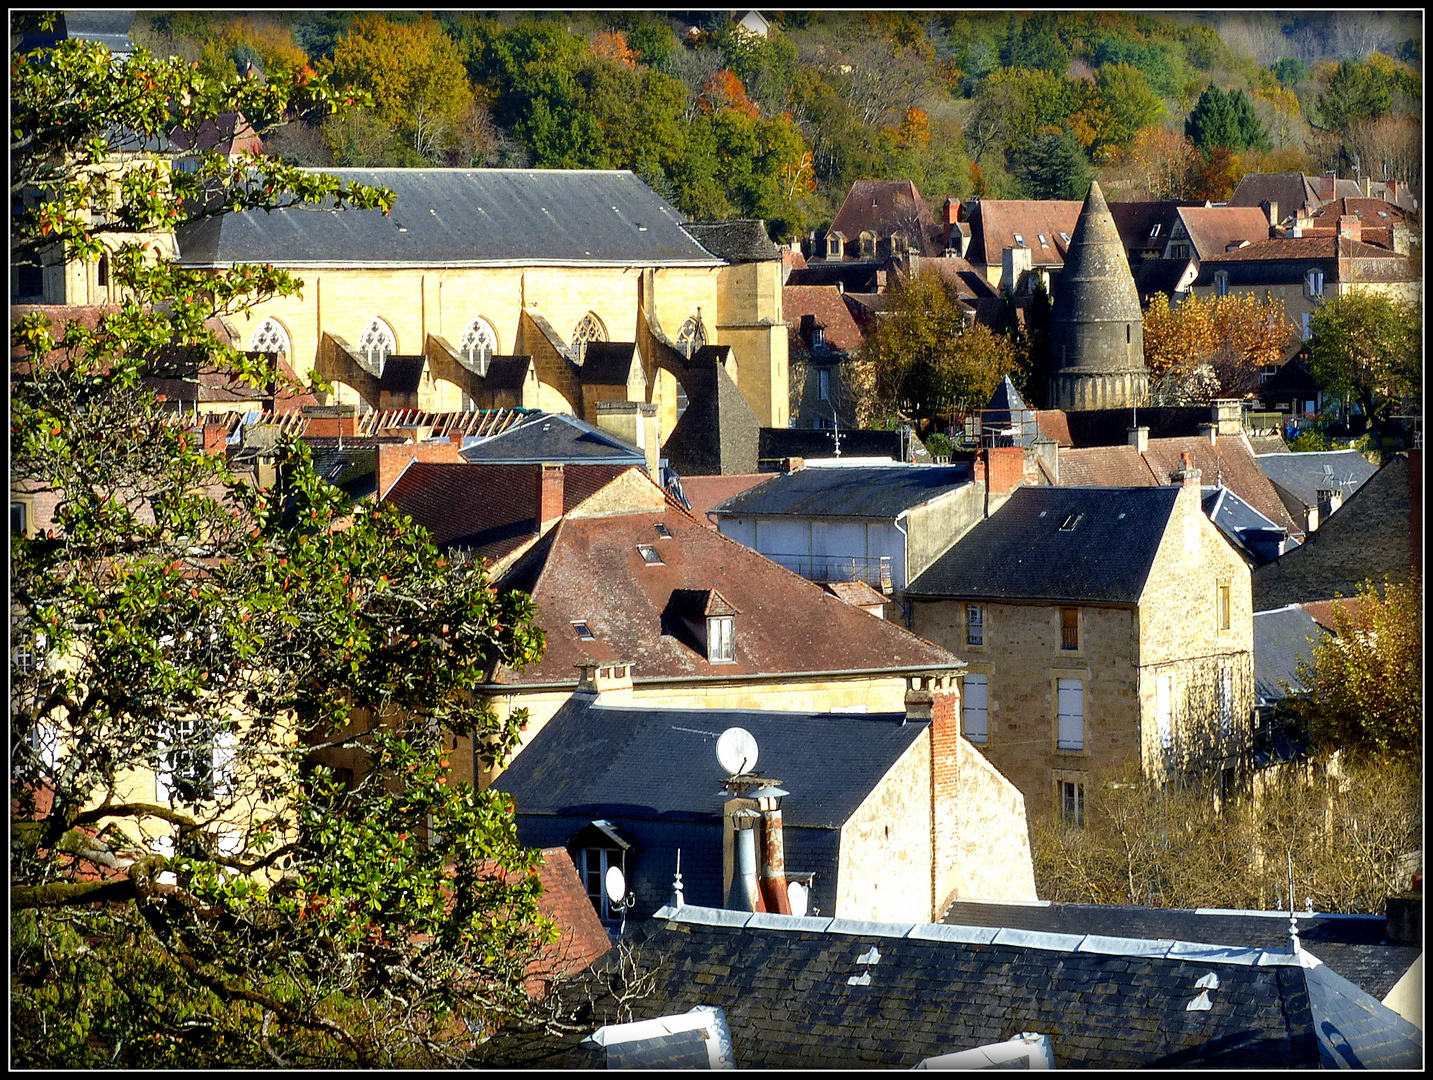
[1059,232,1070,243]
[1038,233,1048,246]
[637,544,664,565]
[1014,233,1025,245]
[654,522,672,539]
[572,620,595,641]
[1059,513,1084,532]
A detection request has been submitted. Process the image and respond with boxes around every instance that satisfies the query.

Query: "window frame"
[1059,778,1085,828]
[1217,582,1232,631]
[962,672,989,744]
[1059,607,1080,652]
[965,603,985,648]
[817,366,831,401]
[708,615,736,663]
[580,846,626,924]
[250,316,291,358]
[1056,677,1085,752]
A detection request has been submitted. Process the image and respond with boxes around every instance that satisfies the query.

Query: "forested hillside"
[134,10,1423,240]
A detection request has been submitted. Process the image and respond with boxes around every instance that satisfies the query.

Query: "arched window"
[459,317,497,375]
[675,315,706,360]
[357,318,396,365]
[97,253,109,288]
[858,231,875,259]
[250,317,291,357]
[570,312,606,364]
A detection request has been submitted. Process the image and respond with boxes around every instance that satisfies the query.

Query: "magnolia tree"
[11,23,557,1067]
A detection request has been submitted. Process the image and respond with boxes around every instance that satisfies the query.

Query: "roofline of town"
[178,259,727,271]
[481,661,966,693]
[904,594,1141,608]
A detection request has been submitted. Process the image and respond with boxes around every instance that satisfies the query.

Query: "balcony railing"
[763,552,893,592]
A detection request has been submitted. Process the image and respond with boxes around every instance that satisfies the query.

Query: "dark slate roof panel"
[376,355,426,394]
[1304,960,1424,1068]
[176,169,723,267]
[712,464,971,519]
[604,1028,711,1069]
[460,412,645,466]
[941,899,1419,1002]
[578,342,639,386]
[757,427,909,465]
[906,486,1177,603]
[1253,605,1325,702]
[492,698,927,829]
[681,220,780,262]
[1255,449,1378,510]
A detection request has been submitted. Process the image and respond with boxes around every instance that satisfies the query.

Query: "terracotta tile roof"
[1202,235,1403,262]
[489,503,960,686]
[823,580,888,609]
[1300,596,1370,633]
[528,847,612,983]
[1174,206,1272,260]
[1310,197,1411,224]
[829,180,938,255]
[678,474,771,525]
[913,256,1001,300]
[783,285,866,353]
[383,462,635,564]
[968,200,1082,268]
[1057,436,1302,538]
[1034,409,1072,446]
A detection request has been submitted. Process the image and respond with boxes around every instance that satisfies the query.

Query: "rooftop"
[711,463,971,520]
[1256,449,1378,510]
[459,412,645,467]
[1252,604,1325,703]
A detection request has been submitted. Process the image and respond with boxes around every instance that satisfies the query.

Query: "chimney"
[300,403,359,438]
[202,422,229,457]
[1213,398,1244,436]
[1391,221,1409,256]
[1362,176,1373,198]
[1305,504,1320,533]
[1316,487,1344,521]
[725,808,764,912]
[1386,893,1421,945]
[782,456,805,474]
[982,446,1025,496]
[1127,425,1149,453]
[1337,214,1361,243]
[538,462,564,532]
[756,785,792,914]
[1030,435,1059,483]
[1171,450,1202,489]
[1199,422,1219,447]
[376,438,464,500]
[907,672,963,918]
[1001,245,1034,294]
[1261,199,1279,232]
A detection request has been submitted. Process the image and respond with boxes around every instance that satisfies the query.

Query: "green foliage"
[1272,57,1310,87]
[1091,36,1183,98]
[1184,84,1270,152]
[850,270,1020,436]
[999,12,1070,74]
[12,33,555,1066]
[1286,429,1332,452]
[1314,59,1394,132]
[1014,130,1092,200]
[1291,578,1422,762]
[1306,293,1421,445]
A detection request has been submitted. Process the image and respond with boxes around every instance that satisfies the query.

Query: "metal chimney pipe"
[727,811,763,912]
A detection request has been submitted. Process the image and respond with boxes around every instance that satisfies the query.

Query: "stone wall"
[835,734,934,922]
[951,735,1038,903]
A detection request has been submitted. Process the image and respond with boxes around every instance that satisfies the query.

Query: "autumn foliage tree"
[1143,292,1295,404]
[1306,291,1422,448]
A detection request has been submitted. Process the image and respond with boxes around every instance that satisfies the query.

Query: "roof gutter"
[482,660,965,694]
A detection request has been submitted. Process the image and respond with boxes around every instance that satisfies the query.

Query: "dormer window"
[572,620,595,641]
[812,326,826,350]
[708,616,735,663]
[637,544,664,565]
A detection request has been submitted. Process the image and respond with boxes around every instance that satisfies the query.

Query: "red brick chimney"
[1171,450,1202,489]
[1337,214,1362,242]
[538,463,564,532]
[758,792,792,915]
[907,672,962,917]
[981,446,1025,495]
[376,440,464,499]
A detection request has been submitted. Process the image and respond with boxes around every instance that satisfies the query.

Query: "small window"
[1038,233,1048,247]
[1059,232,1070,244]
[812,326,826,350]
[1218,584,1231,631]
[572,620,595,641]
[1126,324,1131,344]
[1060,780,1085,827]
[963,674,989,743]
[1301,311,1312,341]
[654,522,672,540]
[1059,513,1083,532]
[1057,678,1084,751]
[97,253,109,287]
[966,604,985,647]
[17,263,43,297]
[11,501,27,536]
[817,367,831,401]
[1306,269,1325,297]
[582,847,624,923]
[1214,272,1228,298]
[708,615,735,663]
[637,544,664,565]
[1014,233,1025,246]
[1149,223,1161,237]
[1060,607,1079,651]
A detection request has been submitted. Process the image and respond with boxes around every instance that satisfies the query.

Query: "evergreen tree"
[1014,129,1093,200]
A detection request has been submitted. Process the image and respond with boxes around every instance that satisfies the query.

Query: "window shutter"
[155,722,173,803]
[1057,679,1084,750]
[212,725,236,798]
[963,674,989,742]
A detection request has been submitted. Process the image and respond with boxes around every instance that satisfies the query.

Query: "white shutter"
[1057,679,1084,750]
[1156,676,1173,750]
[212,725,236,798]
[155,722,173,802]
[962,674,989,743]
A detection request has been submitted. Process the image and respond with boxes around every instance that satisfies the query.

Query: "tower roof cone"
[1050,181,1143,331]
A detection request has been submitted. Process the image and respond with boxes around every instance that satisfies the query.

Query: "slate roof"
[755,428,909,467]
[375,354,426,395]
[576,342,640,387]
[681,219,780,262]
[943,899,1420,1004]
[661,347,760,477]
[383,461,633,563]
[1056,435,1302,538]
[967,199,1082,268]
[15,10,135,55]
[1173,205,1272,261]
[492,697,927,828]
[784,261,883,291]
[1038,405,1209,447]
[459,412,645,467]
[1253,604,1325,703]
[712,463,970,520]
[1109,199,1200,255]
[488,495,960,686]
[1258,354,1320,398]
[1228,172,1324,219]
[1201,485,1292,564]
[906,486,1178,604]
[783,285,865,353]
[546,906,1422,1069]
[1131,257,1195,302]
[175,169,724,267]
[1256,449,1378,511]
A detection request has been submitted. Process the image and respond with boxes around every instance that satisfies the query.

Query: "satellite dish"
[604,865,627,905]
[716,727,759,776]
[787,880,809,918]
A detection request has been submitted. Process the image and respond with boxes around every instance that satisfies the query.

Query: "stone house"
[492,677,1037,927]
[905,476,1256,821]
[948,198,1082,291]
[783,283,864,429]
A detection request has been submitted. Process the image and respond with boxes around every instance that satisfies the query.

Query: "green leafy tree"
[11,29,556,1067]
[1306,292,1421,450]
[1272,57,1310,88]
[1290,578,1421,762]
[320,13,476,165]
[1014,129,1092,200]
[1071,62,1165,158]
[849,270,1020,437]
[1314,59,1394,133]
[999,12,1070,74]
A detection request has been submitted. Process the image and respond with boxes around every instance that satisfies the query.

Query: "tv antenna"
[716,726,759,777]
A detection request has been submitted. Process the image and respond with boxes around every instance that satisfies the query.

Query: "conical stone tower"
[1048,181,1147,411]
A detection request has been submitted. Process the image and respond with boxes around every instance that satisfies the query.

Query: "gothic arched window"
[675,315,706,359]
[357,318,396,365]
[249,317,291,357]
[459,317,497,374]
[570,312,606,363]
